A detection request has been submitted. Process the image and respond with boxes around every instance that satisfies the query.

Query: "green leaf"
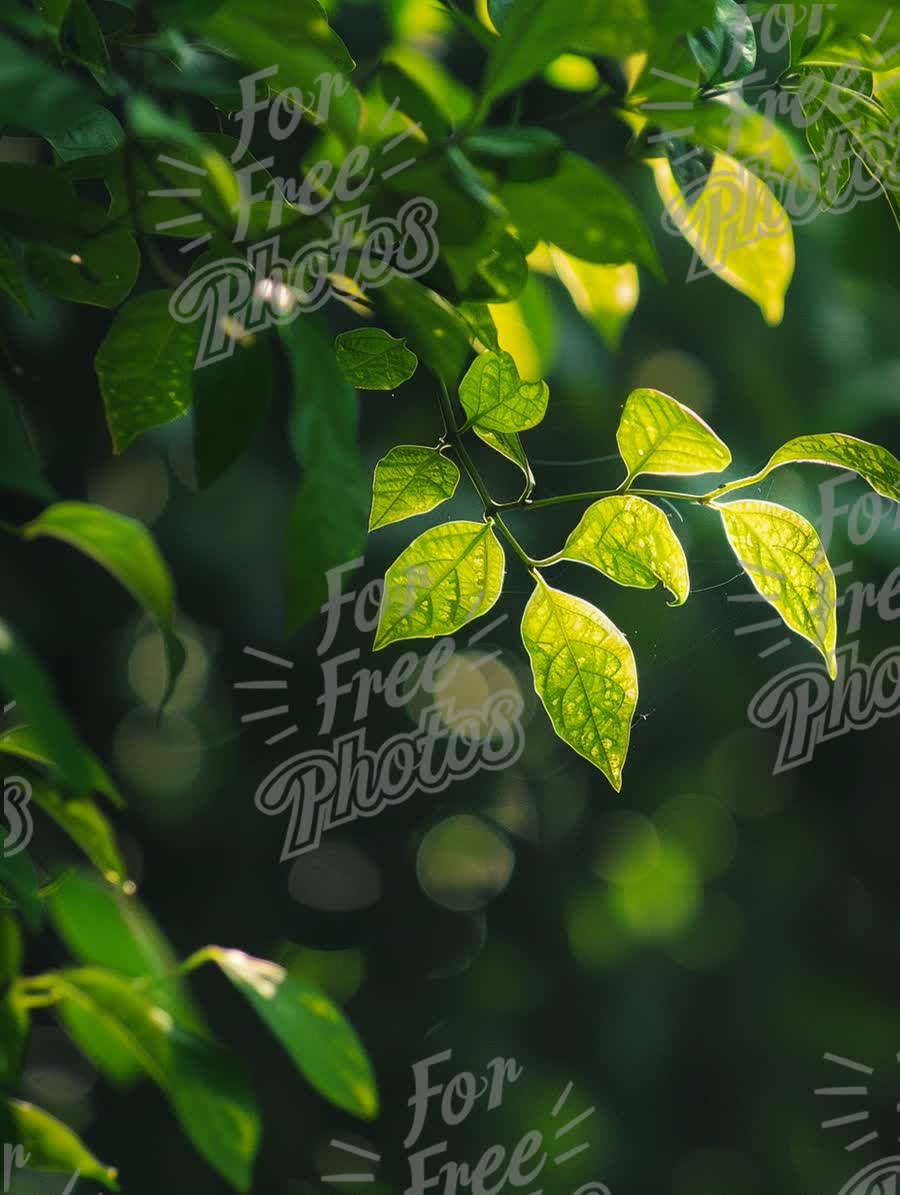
[521,577,638,790]
[204,948,378,1119]
[0,619,94,796]
[284,316,368,632]
[48,870,202,1023]
[501,153,660,272]
[377,275,472,387]
[0,1099,118,1189]
[716,499,838,678]
[464,127,562,182]
[200,0,361,146]
[0,236,31,314]
[0,914,28,1080]
[379,62,449,143]
[458,351,549,433]
[27,773,128,887]
[688,0,757,84]
[758,433,900,502]
[617,388,731,480]
[369,446,460,531]
[0,825,41,931]
[0,378,51,500]
[24,502,185,710]
[548,250,639,349]
[0,723,123,808]
[65,0,111,77]
[374,521,505,650]
[0,33,93,135]
[473,428,535,490]
[96,291,200,453]
[193,337,273,488]
[25,226,139,310]
[560,496,690,605]
[650,151,795,325]
[43,105,125,160]
[57,969,259,1191]
[335,328,418,390]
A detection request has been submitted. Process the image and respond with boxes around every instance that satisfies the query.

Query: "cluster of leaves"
[1,0,899,1184]
[348,331,900,788]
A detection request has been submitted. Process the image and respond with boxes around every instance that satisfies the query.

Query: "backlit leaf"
[335,328,418,390]
[549,250,639,348]
[560,495,690,605]
[760,433,900,502]
[502,153,661,272]
[206,948,378,1120]
[521,578,638,790]
[650,151,795,325]
[374,521,505,650]
[717,499,838,677]
[617,388,731,480]
[27,774,128,887]
[473,429,535,491]
[369,446,460,530]
[458,350,549,433]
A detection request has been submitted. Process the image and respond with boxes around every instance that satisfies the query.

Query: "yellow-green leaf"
[458,350,549,433]
[760,433,900,502]
[549,250,639,348]
[28,774,128,888]
[374,521,505,650]
[650,151,795,325]
[716,499,838,677]
[335,328,418,390]
[0,1099,118,1189]
[205,948,378,1120]
[369,446,460,530]
[473,428,535,490]
[560,495,690,605]
[521,577,638,790]
[617,388,731,481]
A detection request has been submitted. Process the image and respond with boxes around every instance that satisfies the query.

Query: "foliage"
[0,0,898,1186]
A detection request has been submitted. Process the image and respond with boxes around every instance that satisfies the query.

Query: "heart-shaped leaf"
[458,350,549,433]
[335,328,418,390]
[370,446,460,530]
[617,388,731,481]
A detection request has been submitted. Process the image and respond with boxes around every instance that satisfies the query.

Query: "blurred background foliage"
[1,0,900,1191]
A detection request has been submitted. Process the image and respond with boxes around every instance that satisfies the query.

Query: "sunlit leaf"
[369,446,459,531]
[335,328,418,390]
[521,578,638,790]
[0,723,123,807]
[560,495,690,605]
[759,433,900,502]
[377,275,472,387]
[0,1099,118,1189]
[617,388,731,480]
[473,429,535,491]
[57,969,259,1191]
[24,502,185,709]
[488,272,557,378]
[716,499,838,677]
[549,249,639,348]
[374,521,505,650]
[205,948,378,1119]
[502,152,661,272]
[650,151,795,325]
[95,290,200,453]
[458,350,549,433]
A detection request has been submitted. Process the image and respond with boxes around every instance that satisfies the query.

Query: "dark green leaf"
[335,328,418,390]
[0,379,51,501]
[688,0,757,84]
[96,290,201,453]
[27,773,128,887]
[193,338,273,488]
[0,236,31,315]
[377,276,472,386]
[43,105,125,160]
[0,723,123,807]
[464,127,562,181]
[284,317,368,632]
